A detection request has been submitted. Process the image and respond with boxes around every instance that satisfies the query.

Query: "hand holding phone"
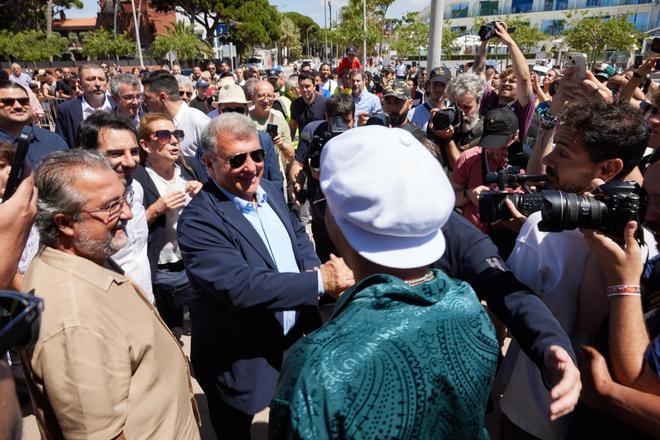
[2,129,32,202]
[266,123,279,139]
[566,53,587,81]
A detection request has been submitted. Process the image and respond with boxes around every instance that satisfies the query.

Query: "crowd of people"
[0,20,659,440]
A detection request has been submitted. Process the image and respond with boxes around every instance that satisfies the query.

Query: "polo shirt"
[173,102,211,157]
[291,94,326,135]
[22,247,200,440]
[9,72,32,88]
[0,125,68,166]
[353,89,381,119]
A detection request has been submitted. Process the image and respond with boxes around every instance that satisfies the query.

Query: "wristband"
[606,285,641,295]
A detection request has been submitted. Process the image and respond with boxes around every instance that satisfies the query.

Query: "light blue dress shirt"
[353,89,382,119]
[217,183,323,334]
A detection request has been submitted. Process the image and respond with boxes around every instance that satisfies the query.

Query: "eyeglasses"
[179,91,193,97]
[220,106,246,114]
[152,129,185,142]
[80,189,134,223]
[0,97,30,107]
[222,149,265,169]
[0,290,43,356]
[119,93,142,102]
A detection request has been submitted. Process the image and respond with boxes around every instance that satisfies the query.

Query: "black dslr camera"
[539,181,645,239]
[479,169,547,222]
[1,291,43,357]
[479,21,516,41]
[306,116,350,172]
[431,106,462,131]
[365,111,391,127]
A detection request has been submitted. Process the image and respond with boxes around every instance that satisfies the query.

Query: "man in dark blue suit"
[56,63,115,148]
[0,81,68,165]
[177,113,354,440]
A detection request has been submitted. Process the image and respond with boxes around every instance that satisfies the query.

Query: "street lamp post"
[362,0,367,69]
[129,0,144,69]
[306,26,316,57]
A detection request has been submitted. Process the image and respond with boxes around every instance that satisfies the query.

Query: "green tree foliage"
[335,0,383,54]
[0,0,82,32]
[283,12,320,48]
[391,14,460,60]
[150,21,213,61]
[81,29,136,60]
[151,0,280,53]
[232,0,281,55]
[563,13,643,64]
[0,30,69,63]
[280,16,303,60]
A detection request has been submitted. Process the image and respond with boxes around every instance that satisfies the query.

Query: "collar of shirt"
[213,179,267,214]
[81,94,112,116]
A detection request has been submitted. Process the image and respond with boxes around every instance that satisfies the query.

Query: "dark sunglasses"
[179,91,193,97]
[153,129,185,142]
[0,97,30,107]
[224,149,265,169]
[220,106,246,114]
[0,290,43,356]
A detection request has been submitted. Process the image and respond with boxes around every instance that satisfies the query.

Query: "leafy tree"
[150,21,213,61]
[232,0,281,55]
[373,0,395,56]
[0,0,82,32]
[335,0,382,54]
[283,12,321,49]
[391,14,459,60]
[0,30,69,63]
[81,29,136,60]
[563,12,642,64]
[151,0,280,52]
[280,16,303,60]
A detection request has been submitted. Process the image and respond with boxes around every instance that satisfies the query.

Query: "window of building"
[480,0,499,15]
[543,0,567,11]
[541,19,565,35]
[451,26,469,34]
[628,13,650,31]
[586,0,616,6]
[450,3,469,18]
[511,0,533,13]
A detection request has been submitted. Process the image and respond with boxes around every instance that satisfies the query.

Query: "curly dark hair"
[559,100,649,178]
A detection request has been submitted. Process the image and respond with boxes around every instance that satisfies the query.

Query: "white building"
[420,0,659,36]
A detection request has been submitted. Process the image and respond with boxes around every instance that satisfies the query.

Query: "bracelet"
[608,292,642,298]
[606,285,641,295]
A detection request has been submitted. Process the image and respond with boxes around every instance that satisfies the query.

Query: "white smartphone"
[566,52,587,80]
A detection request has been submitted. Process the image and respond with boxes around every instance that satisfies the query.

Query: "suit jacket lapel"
[206,182,277,269]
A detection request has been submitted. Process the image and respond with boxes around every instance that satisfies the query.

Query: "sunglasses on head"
[152,129,185,142]
[0,290,43,356]
[0,97,30,107]
[224,149,265,169]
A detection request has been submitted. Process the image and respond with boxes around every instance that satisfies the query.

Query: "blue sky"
[66,0,428,26]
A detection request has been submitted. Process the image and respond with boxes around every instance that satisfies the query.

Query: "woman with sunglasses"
[134,113,206,331]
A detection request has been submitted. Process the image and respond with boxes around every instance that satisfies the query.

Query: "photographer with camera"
[452,108,521,257]
[473,21,536,143]
[573,159,660,437]
[497,98,654,439]
[407,67,451,132]
[289,94,355,262]
[427,72,488,170]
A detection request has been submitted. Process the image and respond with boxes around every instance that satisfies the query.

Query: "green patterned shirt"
[270,270,498,439]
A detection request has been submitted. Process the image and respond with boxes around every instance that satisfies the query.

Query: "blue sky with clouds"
[66,0,428,26]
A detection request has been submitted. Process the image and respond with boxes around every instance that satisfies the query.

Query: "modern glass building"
[420,0,659,36]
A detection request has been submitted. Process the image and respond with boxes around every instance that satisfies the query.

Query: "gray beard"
[457,115,480,133]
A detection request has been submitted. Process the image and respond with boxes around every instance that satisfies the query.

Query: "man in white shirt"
[76,111,154,303]
[318,62,337,95]
[500,99,652,439]
[142,70,210,157]
[56,63,114,148]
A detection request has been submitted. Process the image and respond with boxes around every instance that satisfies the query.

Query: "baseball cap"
[383,79,411,100]
[320,126,454,268]
[266,69,279,79]
[216,82,247,105]
[346,46,357,55]
[480,108,519,149]
[429,67,451,84]
[195,79,209,88]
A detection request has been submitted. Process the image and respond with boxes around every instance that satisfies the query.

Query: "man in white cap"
[270,126,499,439]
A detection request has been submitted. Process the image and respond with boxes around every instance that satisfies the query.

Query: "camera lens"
[539,190,607,231]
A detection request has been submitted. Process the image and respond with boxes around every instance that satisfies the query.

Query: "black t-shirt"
[291,94,326,135]
[55,79,73,97]
[189,96,211,114]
